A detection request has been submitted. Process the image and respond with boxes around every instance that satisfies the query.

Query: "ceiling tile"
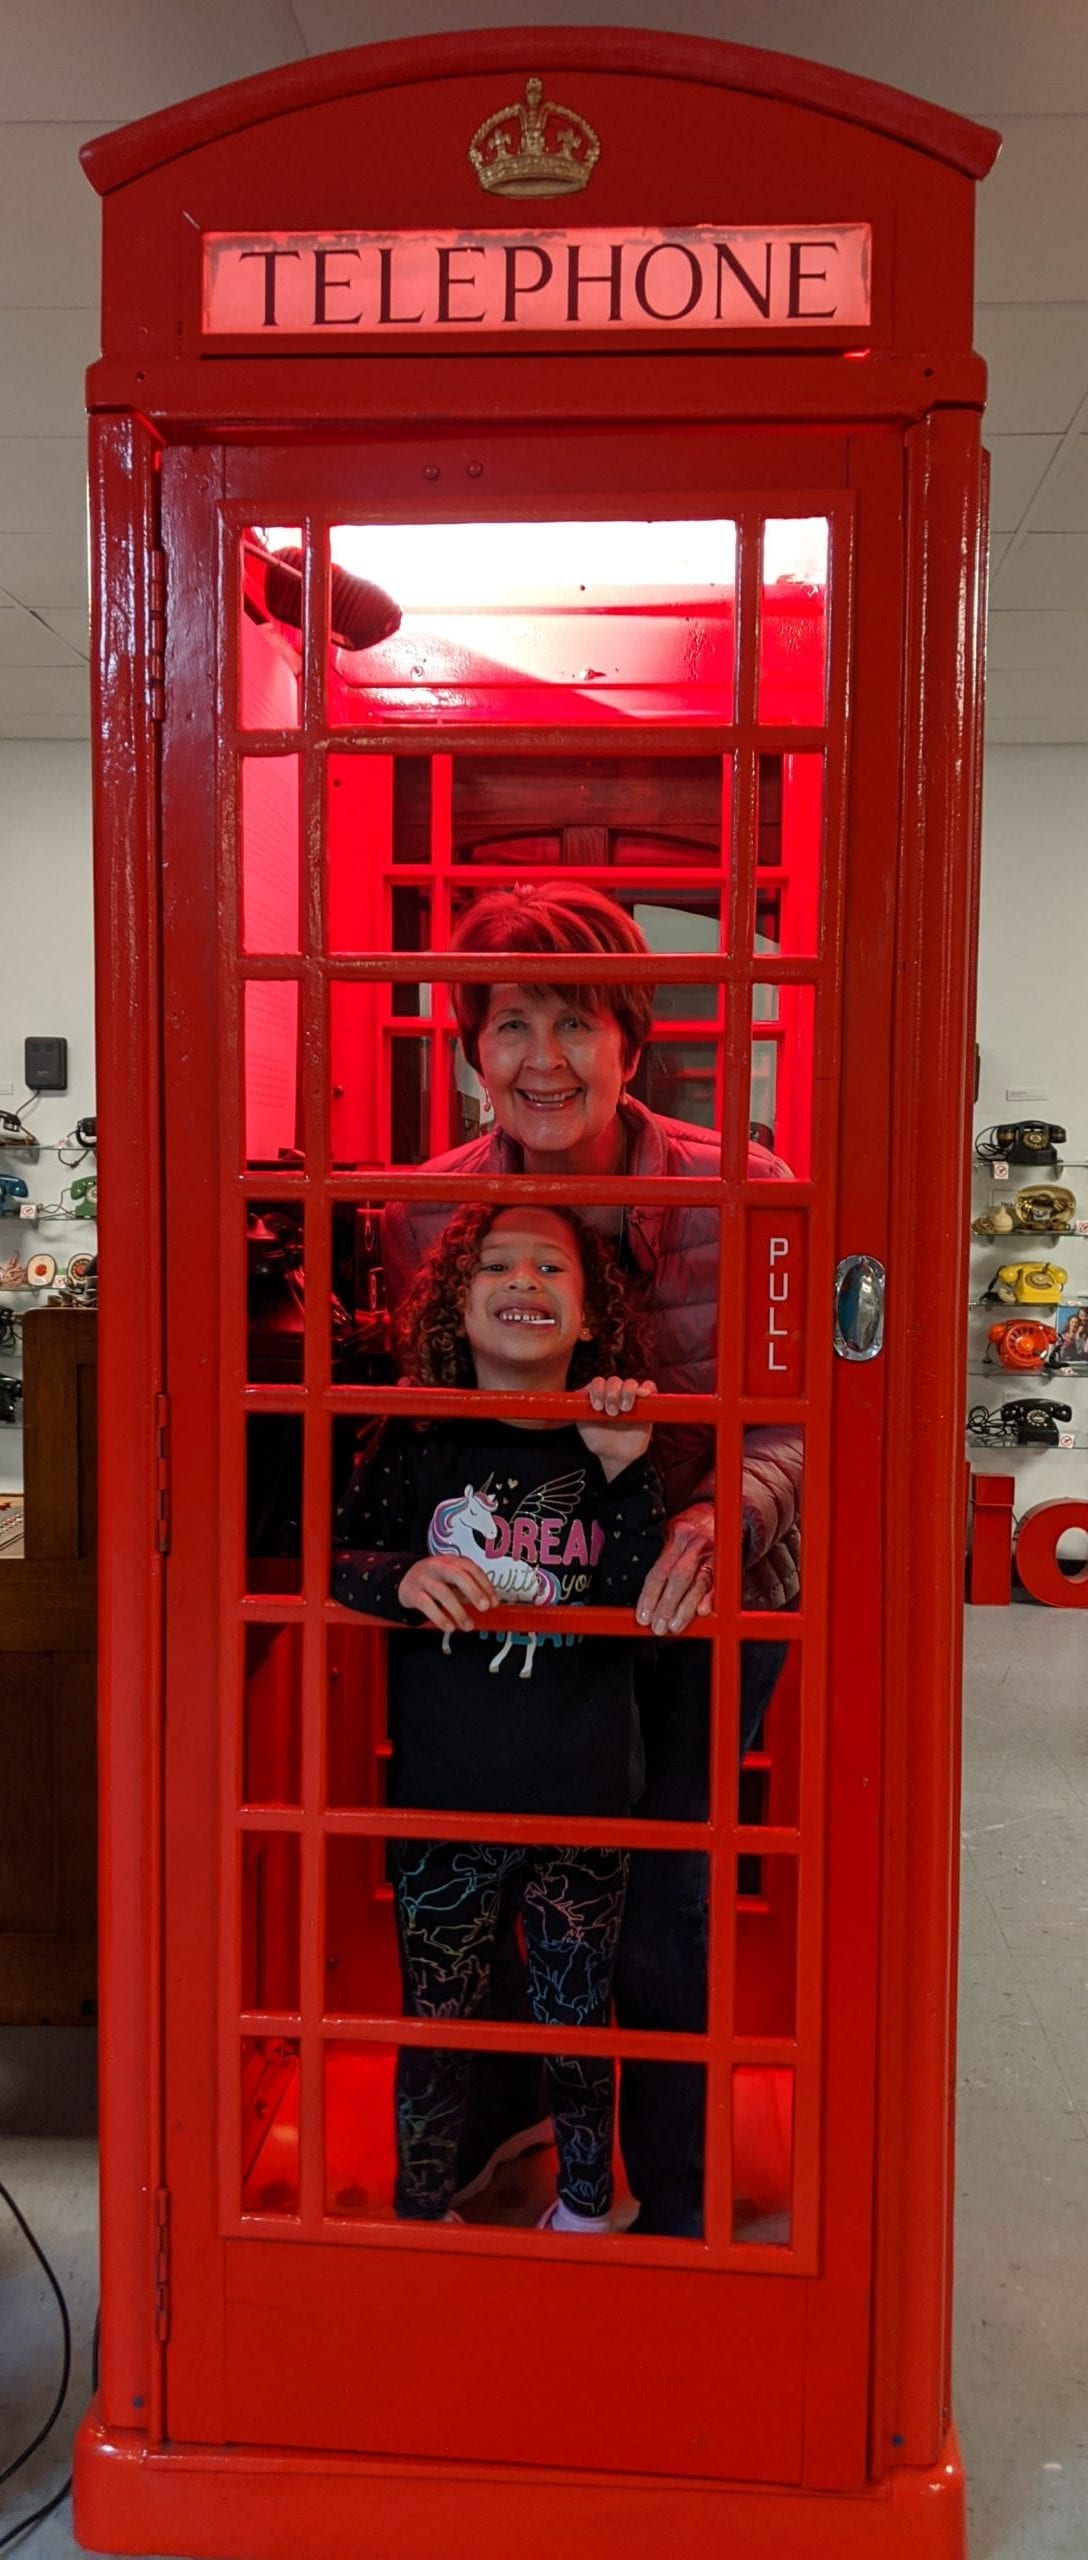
[990,532,1088,610]
[976,118,1088,305]
[986,533,1012,577]
[33,608,89,657]
[0,442,87,537]
[0,127,108,311]
[985,666,1088,725]
[975,305,1088,435]
[0,536,88,614]
[985,436,1063,534]
[987,609,1088,671]
[0,605,84,667]
[986,716,1088,743]
[0,311,97,439]
[290,0,1088,116]
[0,2,304,121]
[1028,433,1088,532]
[0,712,89,739]
[0,666,90,722]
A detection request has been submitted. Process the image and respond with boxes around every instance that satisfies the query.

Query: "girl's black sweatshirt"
[332,1418,665,1817]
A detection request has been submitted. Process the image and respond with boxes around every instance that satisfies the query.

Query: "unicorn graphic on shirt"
[428,1479,561,1604]
[427,1472,589,1677]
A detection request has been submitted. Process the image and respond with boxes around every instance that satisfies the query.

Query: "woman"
[382,882,801,2234]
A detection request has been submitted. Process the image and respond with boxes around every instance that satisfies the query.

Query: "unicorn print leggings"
[391,1841,629,2221]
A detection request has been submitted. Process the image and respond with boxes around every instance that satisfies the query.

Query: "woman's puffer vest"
[382,1097,801,1609]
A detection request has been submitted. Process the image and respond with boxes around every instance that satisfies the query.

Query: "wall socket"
[24,1036,68,1093]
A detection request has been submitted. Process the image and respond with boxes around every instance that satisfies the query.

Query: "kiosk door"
[158,418,899,2487]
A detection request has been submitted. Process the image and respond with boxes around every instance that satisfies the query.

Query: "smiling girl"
[332,1203,665,2229]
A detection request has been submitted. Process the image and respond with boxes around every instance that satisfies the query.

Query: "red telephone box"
[76,30,996,2560]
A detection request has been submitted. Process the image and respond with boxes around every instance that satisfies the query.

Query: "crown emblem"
[469,76,600,199]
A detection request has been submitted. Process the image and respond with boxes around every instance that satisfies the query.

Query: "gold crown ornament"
[469,76,601,199]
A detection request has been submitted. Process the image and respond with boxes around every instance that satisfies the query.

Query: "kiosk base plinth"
[74,2408,966,2560]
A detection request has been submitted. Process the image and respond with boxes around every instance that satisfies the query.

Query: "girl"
[333,1202,664,2232]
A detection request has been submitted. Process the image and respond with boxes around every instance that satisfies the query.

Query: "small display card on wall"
[202,225,871,338]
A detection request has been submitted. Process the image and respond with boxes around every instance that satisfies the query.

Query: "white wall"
[971,746,1088,1544]
[0,741,95,1493]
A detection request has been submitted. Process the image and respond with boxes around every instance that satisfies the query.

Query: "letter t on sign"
[745,1209,806,1396]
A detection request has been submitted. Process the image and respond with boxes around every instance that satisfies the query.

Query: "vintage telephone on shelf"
[975,1121,1066,1170]
[985,1262,1068,1306]
[968,1399,1073,1447]
[986,1319,1058,1372]
[973,1185,1077,1238]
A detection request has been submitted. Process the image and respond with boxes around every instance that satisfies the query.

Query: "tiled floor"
[1,1606,1085,2557]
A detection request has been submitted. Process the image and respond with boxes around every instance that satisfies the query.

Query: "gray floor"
[1,1607,1085,2558]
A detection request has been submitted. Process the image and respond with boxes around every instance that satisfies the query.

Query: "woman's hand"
[636,1498,715,1635]
[578,1376,657,1481]
[397,1556,497,1634]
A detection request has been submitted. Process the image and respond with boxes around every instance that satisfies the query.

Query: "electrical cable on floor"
[0,2179,98,2550]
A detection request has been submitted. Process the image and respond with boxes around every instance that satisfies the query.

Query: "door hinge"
[154,2184,171,2343]
[146,544,166,723]
[155,1391,171,1555]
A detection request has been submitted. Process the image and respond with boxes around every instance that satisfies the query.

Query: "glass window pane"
[244,1625,302,1808]
[246,1414,302,1597]
[241,756,300,955]
[451,751,727,879]
[732,2066,793,2246]
[639,1038,718,1132]
[327,753,392,951]
[754,753,823,958]
[241,2037,300,2215]
[759,520,828,727]
[328,519,737,729]
[242,1833,300,2012]
[247,1200,305,1385]
[326,2035,702,2235]
[749,982,815,1179]
[240,528,302,731]
[736,1856,798,2040]
[326,1620,390,1811]
[245,981,301,1168]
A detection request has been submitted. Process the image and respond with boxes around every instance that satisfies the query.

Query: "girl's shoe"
[538,2198,617,2235]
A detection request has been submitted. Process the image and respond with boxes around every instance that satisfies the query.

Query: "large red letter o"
[1015,1502,1088,1609]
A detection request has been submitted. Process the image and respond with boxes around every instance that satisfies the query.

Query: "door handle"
[834,1254,886,1361]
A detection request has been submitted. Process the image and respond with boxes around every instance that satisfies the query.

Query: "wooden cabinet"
[0,1309,97,2020]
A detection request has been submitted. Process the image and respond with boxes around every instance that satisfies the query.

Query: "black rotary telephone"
[975,1121,1066,1170]
[968,1398,1073,1447]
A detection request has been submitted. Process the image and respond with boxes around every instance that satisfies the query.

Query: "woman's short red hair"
[450,881,655,1073]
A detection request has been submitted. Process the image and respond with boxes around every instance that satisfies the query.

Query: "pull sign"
[746,1209,806,1397]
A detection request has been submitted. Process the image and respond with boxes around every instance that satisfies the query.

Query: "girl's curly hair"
[396,1204,654,1392]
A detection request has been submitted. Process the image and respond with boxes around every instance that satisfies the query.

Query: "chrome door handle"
[834,1254,886,1361]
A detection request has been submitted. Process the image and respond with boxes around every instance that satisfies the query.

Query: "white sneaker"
[538,2198,617,2235]
[450,2117,552,2208]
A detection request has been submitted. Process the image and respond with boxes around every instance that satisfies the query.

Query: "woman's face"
[476,985,632,1167]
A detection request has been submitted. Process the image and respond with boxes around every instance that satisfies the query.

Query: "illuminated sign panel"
[203,225,871,337]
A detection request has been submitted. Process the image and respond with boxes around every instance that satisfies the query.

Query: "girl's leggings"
[391,1840,629,2221]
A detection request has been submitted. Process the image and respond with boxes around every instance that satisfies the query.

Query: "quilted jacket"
[382,1096,802,1609]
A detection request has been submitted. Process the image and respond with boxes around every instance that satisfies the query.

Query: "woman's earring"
[578,1324,593,1339]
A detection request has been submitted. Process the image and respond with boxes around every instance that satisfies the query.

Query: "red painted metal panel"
[78,31,990,2559]
[80,28,999,198]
